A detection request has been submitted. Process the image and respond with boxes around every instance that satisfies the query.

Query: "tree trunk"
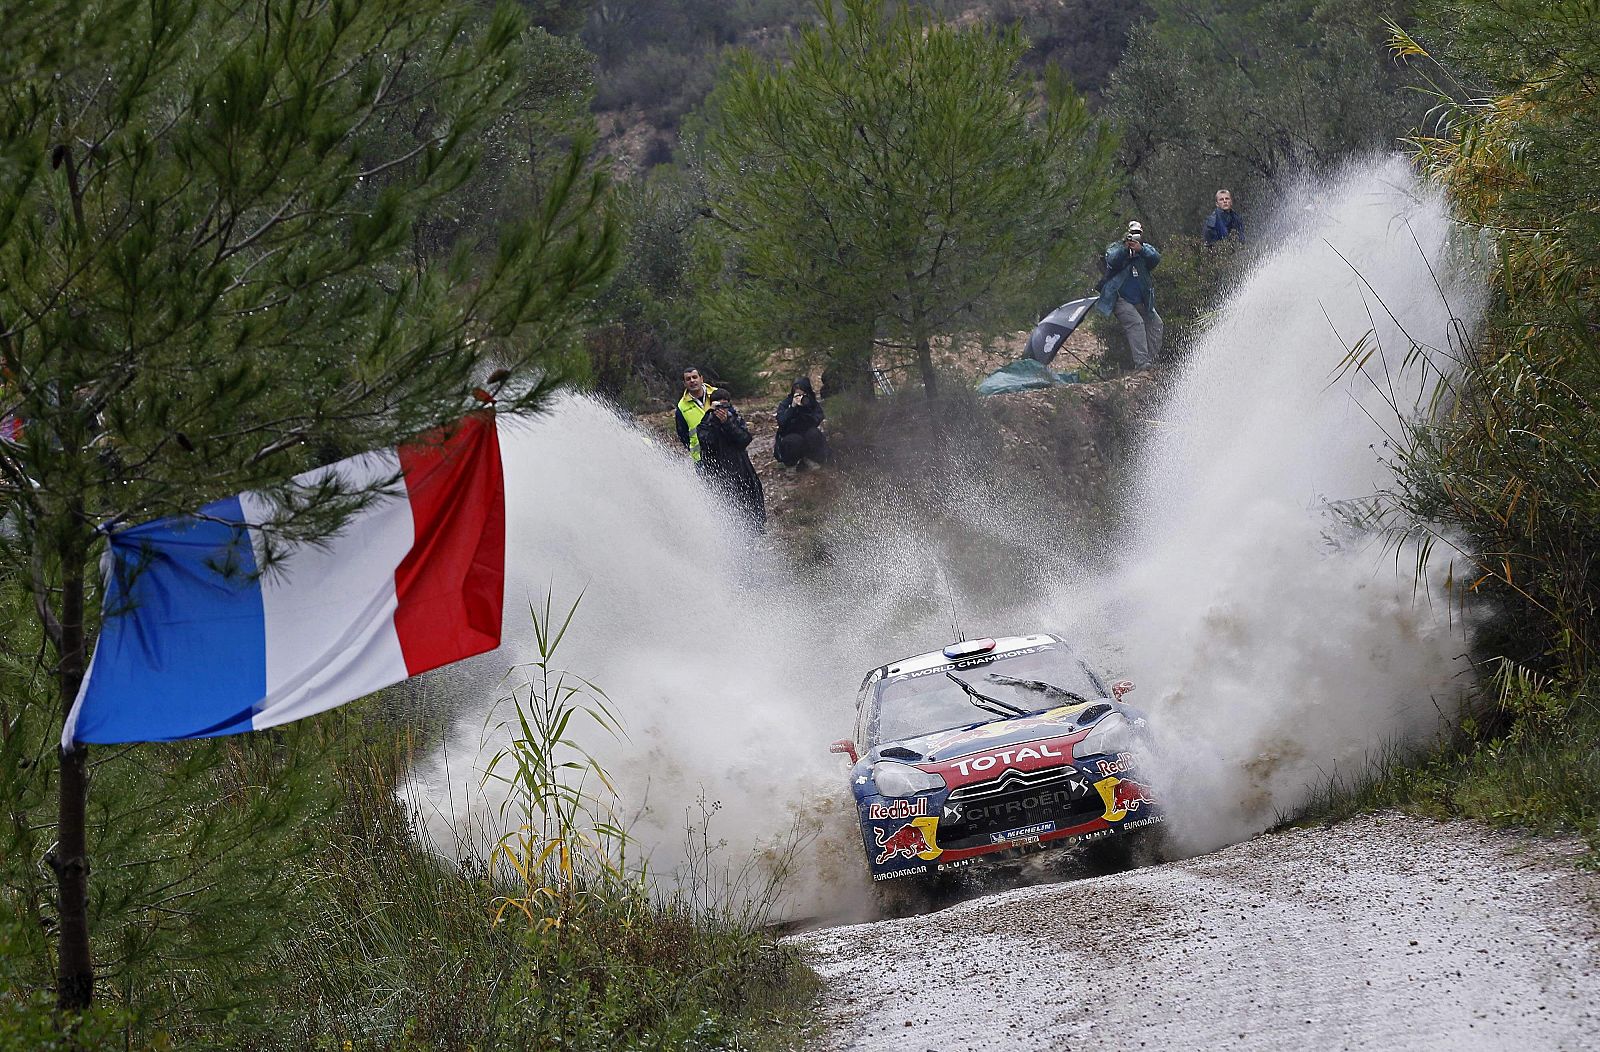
[52,537,93,1012]
[915,335,938,399]
[821,341,877,402]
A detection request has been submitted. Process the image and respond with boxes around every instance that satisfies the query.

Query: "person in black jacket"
[695,391,766,533]
[774,376,828,468]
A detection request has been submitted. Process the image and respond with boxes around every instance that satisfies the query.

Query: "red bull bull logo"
[872,816,943,865]
[1094,775,1155,822]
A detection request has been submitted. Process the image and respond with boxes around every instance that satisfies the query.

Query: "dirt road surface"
[790,814,1600,1050]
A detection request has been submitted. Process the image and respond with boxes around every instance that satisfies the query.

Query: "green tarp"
[976,358,1080,396]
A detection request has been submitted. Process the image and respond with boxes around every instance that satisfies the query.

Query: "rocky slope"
[640,330,1161,550]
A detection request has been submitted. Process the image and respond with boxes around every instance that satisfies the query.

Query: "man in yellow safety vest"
[673,365,720,462]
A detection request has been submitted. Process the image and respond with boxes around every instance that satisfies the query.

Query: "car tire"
[872,875,941,918]
[1079,824,1169,874]
[1078,832,1137,874]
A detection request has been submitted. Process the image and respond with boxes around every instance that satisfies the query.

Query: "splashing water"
[409,156,1486,919]
[1094,156,1486,851]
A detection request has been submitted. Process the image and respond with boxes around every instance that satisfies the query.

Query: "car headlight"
[1076,712,1137,759]
[871,761,945,798]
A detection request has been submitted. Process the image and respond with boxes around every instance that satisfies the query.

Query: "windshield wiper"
[946,672,1030,719]
[984,673,1093,707]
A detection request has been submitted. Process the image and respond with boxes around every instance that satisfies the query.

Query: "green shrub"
[1294,675,1600,858]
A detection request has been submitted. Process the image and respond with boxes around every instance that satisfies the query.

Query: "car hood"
[872,702,1108,764]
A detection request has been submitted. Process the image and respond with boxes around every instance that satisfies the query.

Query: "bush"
[1294,673,1600,858]
[1367,10,1600,676]
[593,172,770,405]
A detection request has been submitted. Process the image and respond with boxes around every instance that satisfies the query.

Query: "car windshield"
[873,644,1106,745]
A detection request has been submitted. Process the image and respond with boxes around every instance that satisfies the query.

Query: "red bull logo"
[868,797,932,821]
[1094,775,1155,822]
[873,816,942,865]
[1113,779,1154,813]
[1094,751,1137,776]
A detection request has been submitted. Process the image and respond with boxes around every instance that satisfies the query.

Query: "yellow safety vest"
[677,385,719,462]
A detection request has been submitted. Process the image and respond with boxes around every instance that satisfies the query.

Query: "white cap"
[1126,221,1144,238]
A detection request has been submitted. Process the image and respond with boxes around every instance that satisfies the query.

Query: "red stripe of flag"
[393,411,506,676]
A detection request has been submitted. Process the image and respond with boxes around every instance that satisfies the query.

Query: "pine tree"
[695,0,1118,397]
[0,0,616,1012]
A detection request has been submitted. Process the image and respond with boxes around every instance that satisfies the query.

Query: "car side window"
[853,668,881,746]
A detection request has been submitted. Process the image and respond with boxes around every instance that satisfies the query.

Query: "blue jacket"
[1203,207,1244,244]
[1095,242,1161,315]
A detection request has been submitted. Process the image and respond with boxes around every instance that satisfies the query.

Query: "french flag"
[62,412,505,748]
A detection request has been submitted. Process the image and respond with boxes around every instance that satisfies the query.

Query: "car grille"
[939,766,1102,848]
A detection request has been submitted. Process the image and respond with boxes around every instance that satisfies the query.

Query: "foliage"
[1299,0,1600,848]
[0,566,347,1045]
[1370,7,1600,675]
[579,0,1142,154]
[584,0,815,129]
[1103,0,1422,239]
[1,586,817,1048]
[590,168,769,404]
[0,0,617,1015]
[1294,671,1600,859]
[482,593,629,929]
[695,0,1119,397]
[0,0,617,553]
[408,24,601,272]
[986,0,1152,100]
[255,599,816,1052]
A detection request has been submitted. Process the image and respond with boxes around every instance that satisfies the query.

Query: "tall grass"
[1364,14,1600,679]
[1285,3,1600,848]
[482,592,630,931]
[251,593,819,1051]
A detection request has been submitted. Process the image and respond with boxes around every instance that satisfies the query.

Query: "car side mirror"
[829,739,859,764]
[1112,680,1135,700]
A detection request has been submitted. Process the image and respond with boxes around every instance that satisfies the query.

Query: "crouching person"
[774,376,828,469]
[696,391,767,534]
[1096,220,1164,370]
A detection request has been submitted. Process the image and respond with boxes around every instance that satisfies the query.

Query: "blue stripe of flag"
[72,496,269,743]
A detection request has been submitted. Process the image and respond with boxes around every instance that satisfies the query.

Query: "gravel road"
[789,814,1600,1051]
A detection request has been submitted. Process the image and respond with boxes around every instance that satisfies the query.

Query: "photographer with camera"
[1094,221,1165,370]
[774,375,828,470]
[694,389,767,534]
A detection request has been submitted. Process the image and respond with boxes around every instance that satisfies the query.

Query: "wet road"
[790,814,1600,1050]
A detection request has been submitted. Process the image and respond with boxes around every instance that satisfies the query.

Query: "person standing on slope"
[1095,221,1164,370]
[1203,188,1245,245]
[673,365,719,463]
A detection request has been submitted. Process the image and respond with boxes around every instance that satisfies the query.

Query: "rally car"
[830,633,1164,885]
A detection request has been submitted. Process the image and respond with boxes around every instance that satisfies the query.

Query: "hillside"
[584,0,1148,174]
[642,329,1158,552]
